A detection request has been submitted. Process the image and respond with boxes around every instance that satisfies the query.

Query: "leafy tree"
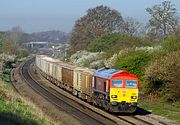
[114,50,152,79]
[87,32,150,53]
[69,5,124,52]
[146,1,179,40]
[87,33,119,52]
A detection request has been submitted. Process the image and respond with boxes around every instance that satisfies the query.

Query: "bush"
[17,49,29,58]
[87,32,150,53]
[3,69,11,74]
[114,50,152,79]
[144,51,180,102]
[162,36,180,52]
[69,50,105,68]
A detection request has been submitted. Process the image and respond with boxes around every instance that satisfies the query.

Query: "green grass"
[139,100,180,124]
[2,74,11,82]
[0,98,51,125]
[2,74,16,91]
[0,73,53,125]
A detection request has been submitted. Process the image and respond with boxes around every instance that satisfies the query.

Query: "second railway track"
[15,57,172,125]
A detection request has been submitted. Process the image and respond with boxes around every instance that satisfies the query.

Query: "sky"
[0,0,180,33]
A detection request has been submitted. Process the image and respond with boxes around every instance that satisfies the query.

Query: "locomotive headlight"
[131,96,137,99]
[111,95,117,98]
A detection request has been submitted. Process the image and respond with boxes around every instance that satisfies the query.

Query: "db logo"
[122,90,126,94]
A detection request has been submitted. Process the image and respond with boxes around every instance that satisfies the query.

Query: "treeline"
[0,30,29,74]
[69,1,179,52]
[68,1,180,102]
[0,26,29,57]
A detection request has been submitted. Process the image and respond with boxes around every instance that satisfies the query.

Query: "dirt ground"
[11,66,84,125]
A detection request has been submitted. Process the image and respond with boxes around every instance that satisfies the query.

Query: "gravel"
[11,65,85,125]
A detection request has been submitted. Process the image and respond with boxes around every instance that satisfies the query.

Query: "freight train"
[35,55,139,113]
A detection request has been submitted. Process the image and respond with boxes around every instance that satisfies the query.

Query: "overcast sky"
[0,0,180,33]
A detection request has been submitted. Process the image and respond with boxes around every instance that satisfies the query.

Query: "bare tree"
[10,26,24,44]
[69,5,124,52]
[146,1,179,40]
[123,17,143,36]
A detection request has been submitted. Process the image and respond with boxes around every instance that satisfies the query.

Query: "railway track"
[19,58,117,125]
[117,115,170,125]
[16,57,173,125]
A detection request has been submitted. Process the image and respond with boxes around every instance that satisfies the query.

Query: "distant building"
[26,41,48,49]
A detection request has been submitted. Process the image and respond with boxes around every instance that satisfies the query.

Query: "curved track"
[19,58,117,125]
[16,57,172,125]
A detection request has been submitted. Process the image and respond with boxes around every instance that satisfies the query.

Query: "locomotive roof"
[94,68,124,79]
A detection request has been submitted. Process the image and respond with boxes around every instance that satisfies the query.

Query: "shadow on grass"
[0,112,39,125]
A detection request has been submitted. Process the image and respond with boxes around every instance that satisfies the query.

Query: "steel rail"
[19,58,116,125]
[17,57,171,125]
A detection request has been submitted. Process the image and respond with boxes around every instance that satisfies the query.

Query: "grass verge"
[0,74,53,125]
[139,100,180,124]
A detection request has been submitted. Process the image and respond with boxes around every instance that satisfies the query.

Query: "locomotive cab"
[94,68,138,113]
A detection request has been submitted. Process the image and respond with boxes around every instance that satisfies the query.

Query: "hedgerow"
[162,36,180,52]
[113,49,152,80]
[144,51,180,102]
